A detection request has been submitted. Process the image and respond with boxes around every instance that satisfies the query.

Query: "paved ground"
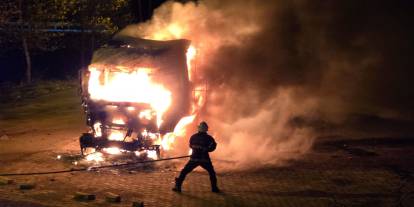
[0,134,413,207]
[0,83,413,207]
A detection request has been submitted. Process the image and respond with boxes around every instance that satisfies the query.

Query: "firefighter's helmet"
[198,121,208,132]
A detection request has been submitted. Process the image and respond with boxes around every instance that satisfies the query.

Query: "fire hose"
[0,155,190,176]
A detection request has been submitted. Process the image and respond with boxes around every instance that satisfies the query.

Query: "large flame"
[88,66,172,125]
[85,18,206,160]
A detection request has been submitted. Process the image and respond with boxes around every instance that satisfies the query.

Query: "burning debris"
[78,37,204,162]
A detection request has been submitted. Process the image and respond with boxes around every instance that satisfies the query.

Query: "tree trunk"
[137,0,143,22]
[22,36,31,83]
[18,0,31,84]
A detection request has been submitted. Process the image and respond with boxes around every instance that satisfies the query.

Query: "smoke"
[117,0,414,169]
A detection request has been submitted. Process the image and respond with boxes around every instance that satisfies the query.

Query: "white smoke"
[207,87,317,170]
[116,0,319,170]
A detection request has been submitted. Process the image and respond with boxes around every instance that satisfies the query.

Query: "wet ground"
[0,82,413,207]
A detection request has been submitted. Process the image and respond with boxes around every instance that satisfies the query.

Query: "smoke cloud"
[117,0,414,169]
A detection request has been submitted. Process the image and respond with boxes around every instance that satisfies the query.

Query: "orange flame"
[86,21,207,156]
[186,45,197,81]
[158,115,195,150]
[88,65,172,128]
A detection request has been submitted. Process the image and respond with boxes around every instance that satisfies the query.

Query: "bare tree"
[18,0,32,83]
[0,0,131,84]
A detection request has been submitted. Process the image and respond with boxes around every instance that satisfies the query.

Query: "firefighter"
[172,121,220,193]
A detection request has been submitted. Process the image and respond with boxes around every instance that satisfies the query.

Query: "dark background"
[0,0,175,83]
[0,0,413,121]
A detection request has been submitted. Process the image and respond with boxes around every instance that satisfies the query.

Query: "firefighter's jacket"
[189,132,217,162]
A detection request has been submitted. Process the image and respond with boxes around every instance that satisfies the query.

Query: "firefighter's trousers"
[177,160,217,189]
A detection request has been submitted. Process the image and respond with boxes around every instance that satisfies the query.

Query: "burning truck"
[78,36,201,159]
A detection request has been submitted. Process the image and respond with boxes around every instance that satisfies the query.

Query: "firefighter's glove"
[207,141,217,152]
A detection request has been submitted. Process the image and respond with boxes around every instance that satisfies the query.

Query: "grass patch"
[0,80,84,131]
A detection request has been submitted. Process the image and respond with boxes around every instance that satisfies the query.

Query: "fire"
[88,66,172,127]
[108,130,125,141]
[93,122,102,137]
[139,109,154,121]
[103,147,122,155]
[157,115,195,150]
[173,115,196,137]
[86,152,104,162]
[149,43,201,152]
[186,45,197,81]
[112,118,125,125]
[83,17,208,162]
[159,133,175,151]
[86,45,201,151]
[146,150,158,160]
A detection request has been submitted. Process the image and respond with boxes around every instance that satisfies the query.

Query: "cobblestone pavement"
[1,82,413,206]
[1,135,413,207]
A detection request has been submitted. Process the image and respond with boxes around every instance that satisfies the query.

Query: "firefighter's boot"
[172,178,182,193]
[212,186,221,193]
[210,174,220,193]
